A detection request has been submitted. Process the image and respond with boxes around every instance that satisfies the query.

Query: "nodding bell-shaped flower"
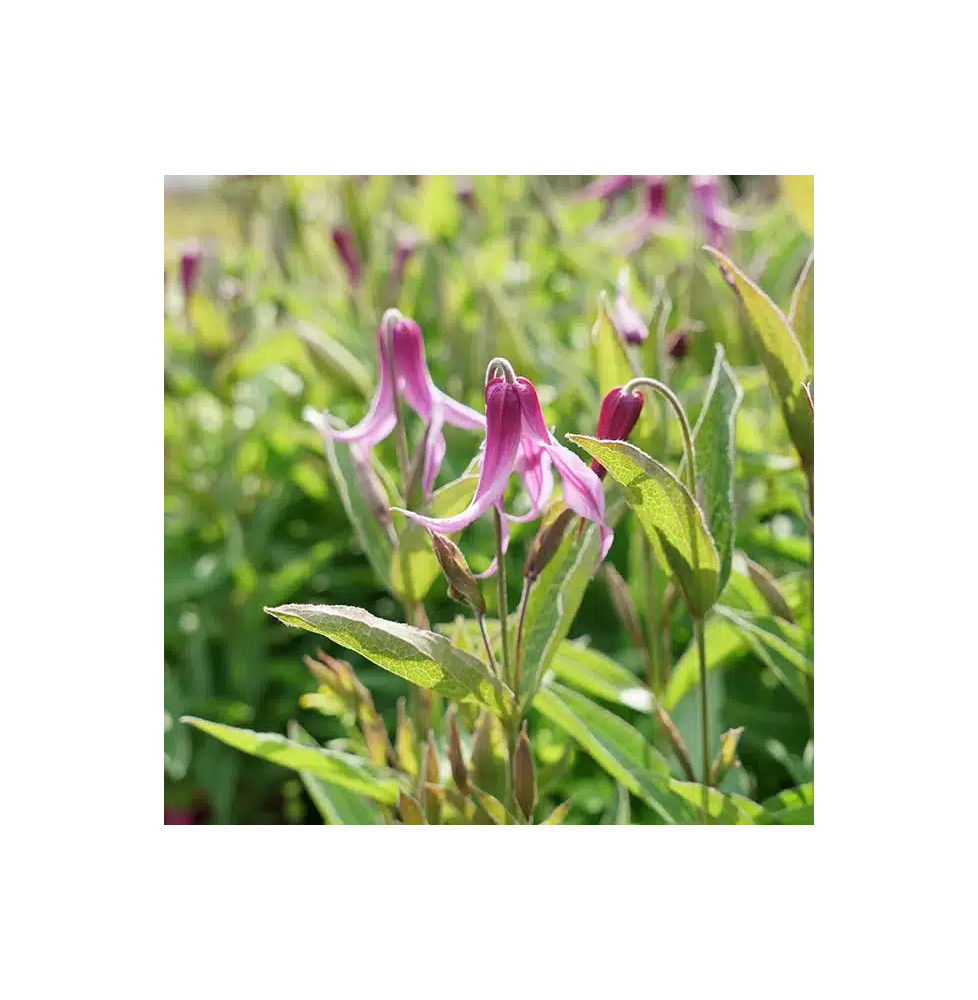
[394,359,613,568]
[304,310,484,497]
[612,269,649,346]
[590,387,644,480]
[331,226,362,287]
[690,175,737,250]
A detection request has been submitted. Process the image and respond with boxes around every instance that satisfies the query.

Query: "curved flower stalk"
[305,310,484,497]
[395,359,613,568]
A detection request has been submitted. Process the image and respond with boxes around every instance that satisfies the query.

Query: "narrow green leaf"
[295,320,372,399]
[541,799,572,824]
[780,175,815,236]
[664,616,748,711]
[319,430,394,589]
[287,722,386,825]
[667,780,762,825]
[761,782,814,825]
[519,519,603,700]
[534,682,693,824]
[567,436,720,617]
[592,290,634,400]
[687,346,743,592]
[547,642,653,713]
[788,252,814,368]
[182,717,401,805]
[703,247,814,472]
[265,604,514,717]
[390,474,480,603]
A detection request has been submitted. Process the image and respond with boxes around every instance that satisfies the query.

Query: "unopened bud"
[353,451,393,533]
[744,556,796,623]
[429,531,486,615]
[363,713,391,767]
[604,564,643,647]
[709,726,745,786]
[447,707,470,795]
[524,503,576,581]
[591,388,644,479]
[513,721,537,822]
[179,240,205,301]
[330,226,362,287]
[665,327,690,360]
[395,697,419,776]
[424,730,440,785]
[397,790,426,825]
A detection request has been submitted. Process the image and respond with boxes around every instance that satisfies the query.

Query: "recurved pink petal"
[325,331,397,447]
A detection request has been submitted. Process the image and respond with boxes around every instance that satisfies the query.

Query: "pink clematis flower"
[395,361,613,567]
[305,311,484,497]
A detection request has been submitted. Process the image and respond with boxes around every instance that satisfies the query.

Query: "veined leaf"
[534,682,693,824]
[548,642,653,713]
[761,782,814,825]
[519,519,603,701]
[781,175,815,237]
[287,722,386,825]
[265,604,514,717]
[789,252,814,368]
[687,346,743,592]
[568,436,720,617]
[704,247,813,472]
[592,290,634,401]
[391,475,479,603]
[182,717,402,805]
[667,780,762,825]
[319,429,394,589]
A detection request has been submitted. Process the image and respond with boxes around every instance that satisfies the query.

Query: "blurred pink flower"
[690,175,737,249]
[579,175,636,202]
[331,227,363,287]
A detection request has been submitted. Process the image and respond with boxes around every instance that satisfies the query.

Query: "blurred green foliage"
[164,175,813,824]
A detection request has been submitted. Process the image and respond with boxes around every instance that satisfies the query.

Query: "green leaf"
[667,780,763,825]
[687,345,743,592]
[761,782,814,824]
[547,641,653,713]
[287,722,386,825]
[265,604,514,717]
[663,615,748,711]
[182,717,402,805]
[781,175,815,236]
[789,252,814,368]
[390,475,479,604]
[704,247,813,472]
[295,320,372,399]
[534,682,692,824]
[319,430,394,590]
[592,290,634,400]
[567,436,720,617]
[518,519,603,701]
[541,799,572,824]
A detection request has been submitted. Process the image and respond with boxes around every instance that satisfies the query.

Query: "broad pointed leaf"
[288,722,386,824]
[703,247,813,472]
[567,436,720,617]
[265,604,514,717]
[182,717,402,805]
[789,252,814,368]
[534,682,693,824]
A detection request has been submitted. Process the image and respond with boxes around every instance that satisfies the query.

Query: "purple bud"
[179,242,204,301]
[644,176,667,220]
[331,227,362,287]
[665,327,690,360]
[591,387,644,479]
[392,229,417,284]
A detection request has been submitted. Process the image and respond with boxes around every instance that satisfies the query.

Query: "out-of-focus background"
[164,175,813,824]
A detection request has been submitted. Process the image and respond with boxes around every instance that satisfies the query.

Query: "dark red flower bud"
[331,227,362,287]
[644,175,667,220]
[665,327,690,360]
[591,387,644,479]
[179,242,204,301]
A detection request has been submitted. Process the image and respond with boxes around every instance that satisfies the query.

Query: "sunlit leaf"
[789,252,814,368]
[703,247,813,472]
[182,716,402,805]
[667,780,763,824]
[568,436,720,617]
[534,682,693,824]
[288,722,386,824]
[761,782,814,824]
[541,799,573,824]
[265,604,514,717]
[547,642,653,713]
[780,175,815,236]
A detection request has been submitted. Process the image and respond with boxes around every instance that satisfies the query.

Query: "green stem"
[622,377,697,498]
[694,616,710,825]
[493,506,512,692]
[476,613,501,679]
[644,537,662,695]
[514,577,533,703]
